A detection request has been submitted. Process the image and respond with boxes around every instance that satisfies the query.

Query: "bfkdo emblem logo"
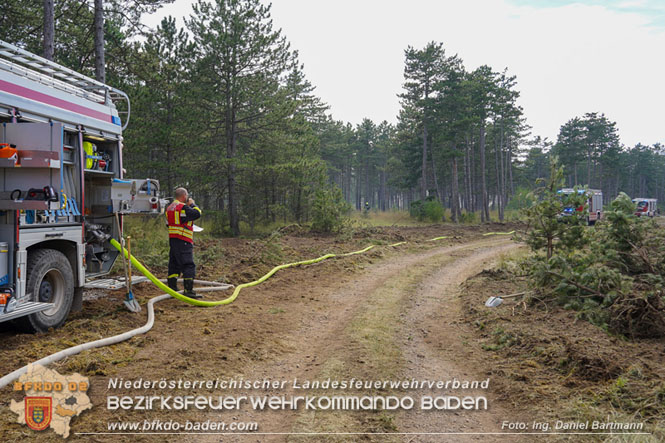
[25,397,52,431]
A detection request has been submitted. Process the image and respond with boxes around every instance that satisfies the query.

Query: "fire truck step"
[84,276,149,290]
[0,301,54,323]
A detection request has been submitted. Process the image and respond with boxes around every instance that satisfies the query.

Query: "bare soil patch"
[461,268,665,441]
[0,223,521,442]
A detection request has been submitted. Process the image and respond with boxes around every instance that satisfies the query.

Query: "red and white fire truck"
[632,198,657,217]
[558,188,603,225]
[0,40,163,331]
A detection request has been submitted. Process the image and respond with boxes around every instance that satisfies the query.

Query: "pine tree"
[187,0,295,235]
[399,42,446,200]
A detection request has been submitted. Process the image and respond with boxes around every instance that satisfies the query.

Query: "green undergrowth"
[519,158,665,338]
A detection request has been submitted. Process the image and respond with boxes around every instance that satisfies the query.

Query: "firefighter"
[166,187,202,298]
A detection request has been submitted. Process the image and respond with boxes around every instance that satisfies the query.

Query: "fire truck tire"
[18,249,74,332]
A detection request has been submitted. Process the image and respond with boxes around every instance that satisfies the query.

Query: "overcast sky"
[143,0,665,148]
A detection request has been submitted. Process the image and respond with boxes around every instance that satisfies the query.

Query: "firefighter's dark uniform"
[165,200,201,296]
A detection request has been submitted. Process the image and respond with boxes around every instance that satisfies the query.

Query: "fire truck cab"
[632,198,657,217]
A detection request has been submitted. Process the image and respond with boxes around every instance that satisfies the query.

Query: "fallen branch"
[546,271,605,298]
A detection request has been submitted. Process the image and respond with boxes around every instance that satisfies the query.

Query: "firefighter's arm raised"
[180,201,202,223]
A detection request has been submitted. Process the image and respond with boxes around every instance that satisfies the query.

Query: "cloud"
[143,0,665,147]
[510,0,665,28]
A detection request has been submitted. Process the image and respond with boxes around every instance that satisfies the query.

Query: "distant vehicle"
[632,198,657,217]
[557,188,603,225]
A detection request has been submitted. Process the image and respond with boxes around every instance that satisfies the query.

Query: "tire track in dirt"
[193,237,519,443]
[397,242,523,442]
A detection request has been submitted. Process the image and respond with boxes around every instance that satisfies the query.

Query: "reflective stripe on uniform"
[166,201,195,244]
[168,227,193,239]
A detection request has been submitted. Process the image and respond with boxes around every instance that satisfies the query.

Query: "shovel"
[484,291,528,308]
[123,236,141,313]
[115,213,140,312]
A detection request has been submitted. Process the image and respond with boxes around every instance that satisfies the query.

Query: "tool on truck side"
[0,39,166,331]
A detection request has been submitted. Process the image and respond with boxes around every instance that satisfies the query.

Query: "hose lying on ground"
[110,239,379,307]
[483,230,515,236]
[0,231,515,388]
[0,242,382,388]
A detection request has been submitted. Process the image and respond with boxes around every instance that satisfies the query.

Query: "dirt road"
[184,237,522,442]
[2,234,524,442]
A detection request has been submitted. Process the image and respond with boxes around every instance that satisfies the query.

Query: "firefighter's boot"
[183,278,202,299]
[167,277,178,292]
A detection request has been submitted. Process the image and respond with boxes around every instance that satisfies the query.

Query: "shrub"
[506,187,536,211]
[521,157,588,259]
[520,171,665,337]
[409,200,423,220]
[202,210,230,238]
[410,197,444,222]
[311,186,350,233]
[459,211,477,224]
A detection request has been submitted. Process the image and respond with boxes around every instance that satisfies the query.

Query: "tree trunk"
[451,149,460,223]
[587,150,592,186]
[430,148,440,202]
[479,124,490,222]
[166,98,173,193]
[379,161,387,211]
[348,162,352,204]
[494,133,503,221]
[464,135,472,213]
[271,176,277,222]
[94,0,105,83]
[355,166,361,210]
[421,123,428,199]
[431,148,445,220]
[228,128,239,236]
[498,126,505,221]
[470,133,476,212]
[43,0,54,61]
[507,138,514,196]
[364,157,370,209]
[226,82,239,235]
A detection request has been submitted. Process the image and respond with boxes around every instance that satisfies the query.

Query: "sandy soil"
[460,269,665,442]
[0,227,529,442]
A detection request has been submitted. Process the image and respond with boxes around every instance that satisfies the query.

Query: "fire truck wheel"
[19,249,74,332]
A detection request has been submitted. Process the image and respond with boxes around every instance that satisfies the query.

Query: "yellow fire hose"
[110,231,512,307]
[0,230,515,388]
[110,239,378,307]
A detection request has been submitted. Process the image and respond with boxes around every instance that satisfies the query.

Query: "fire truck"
[558,188,603,225]
[0,40,163,331]
[632,198,657,217]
